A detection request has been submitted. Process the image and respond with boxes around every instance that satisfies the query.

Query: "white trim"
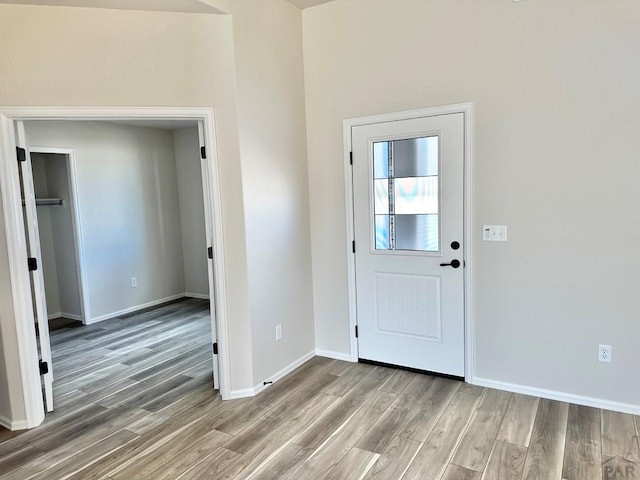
[57,292,211,323]
[67,149,91,323]
[315,349,354,362]
[228,349,316,399]
[184,292,210,300]
[342,119,358,363]
[0,106,232,415]
[227,387,256,400]
[197,119,220,391]
[29,147,91,325]
[0,116,45,428]
[0,106,217,122]
[471,376,640,415]
[0,414,29,431]
[462,106,475,382]
[88,293,185,324]
[201,112,231,399]
[342,103,475,378]
[56,294,203,321]
[47,312,82,321]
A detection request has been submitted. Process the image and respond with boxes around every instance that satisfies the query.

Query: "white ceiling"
[0,0,224,14]
[0,0,335,12]
[285,0,335,8]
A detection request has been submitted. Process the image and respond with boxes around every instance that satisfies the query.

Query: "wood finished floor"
[1,299,639,480]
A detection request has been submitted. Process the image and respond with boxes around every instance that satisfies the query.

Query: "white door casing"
[198,121,220,390]
[16,121,55,411]
[352,112,465,376]
[0,107,232,429]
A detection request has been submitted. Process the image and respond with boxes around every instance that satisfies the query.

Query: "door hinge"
[16,147,26,162]
[349,151,353,165]
[28,257,38,271]
[355,325,358,338]
[200,146,206,159]
[207,246,213,259]
[39,361,49,375]
[352,241,355,253]
[213,342,218,355]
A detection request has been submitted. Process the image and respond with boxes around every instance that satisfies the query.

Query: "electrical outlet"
[598,344,612,363]
[131,277,137,288]
[275,324,282,341]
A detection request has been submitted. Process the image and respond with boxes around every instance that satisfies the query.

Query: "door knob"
[440,259,461,268]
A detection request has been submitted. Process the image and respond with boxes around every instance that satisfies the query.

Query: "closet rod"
[22,198,64,207]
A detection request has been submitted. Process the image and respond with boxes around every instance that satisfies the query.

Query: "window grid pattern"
[373,136,439,252]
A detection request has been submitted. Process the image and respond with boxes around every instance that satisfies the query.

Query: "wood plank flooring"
[1,298,639,479]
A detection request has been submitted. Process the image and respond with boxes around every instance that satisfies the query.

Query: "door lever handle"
[440,259,461,268]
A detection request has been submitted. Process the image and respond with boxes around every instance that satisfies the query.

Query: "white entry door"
[352,113,465,376]
[16,121,55,411]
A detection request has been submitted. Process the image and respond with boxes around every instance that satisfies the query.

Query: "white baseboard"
[87,293,185,324]
[228,349,316,400]
[184,292,210,300]
[0,414,28,431]
[471,376,640,415]
[48,312,82,321]
[315,349,354,362]
[0,414,10,430]
[227,387,256,400]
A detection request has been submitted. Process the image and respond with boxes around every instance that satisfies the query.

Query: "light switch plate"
[482,225,508,242]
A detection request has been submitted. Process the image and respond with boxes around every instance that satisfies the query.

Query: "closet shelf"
[22,198,64,207]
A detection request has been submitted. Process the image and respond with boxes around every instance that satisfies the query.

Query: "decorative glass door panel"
[373,136,439,252]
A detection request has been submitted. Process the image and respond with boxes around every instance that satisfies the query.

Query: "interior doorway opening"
[24,120,217,416]
[0,107,231,429]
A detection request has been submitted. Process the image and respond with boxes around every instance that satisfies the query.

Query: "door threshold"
[358,358,464,382]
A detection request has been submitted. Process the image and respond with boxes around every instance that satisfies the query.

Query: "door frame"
[343,103,475,380]
[0,107,232,428]
[29,147,91,324]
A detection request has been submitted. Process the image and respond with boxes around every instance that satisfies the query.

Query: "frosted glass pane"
[375,215,390,250]
[373,142,389,179]
[394,177,438,215]
[393,136,438,178]
[374,179,389,214]
[370,135,440,252]
[395,214,439,251]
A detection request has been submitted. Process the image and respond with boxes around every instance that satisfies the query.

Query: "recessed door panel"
[374,272,442,341]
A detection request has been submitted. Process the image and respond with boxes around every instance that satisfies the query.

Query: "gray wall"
[26,121,186,323]
[221,0,316,386]
[173,127,209,298]
[31,155,61,316]
[32,153,82,319]
[303,0,640,407]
